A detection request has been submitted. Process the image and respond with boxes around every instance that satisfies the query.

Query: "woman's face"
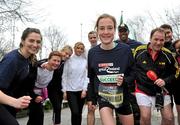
[175,40,180,55]
[97,17,115,45]
[61,49,73,60]
[74,44,84,56]
[48,55,61,70]
[21,32,42,55]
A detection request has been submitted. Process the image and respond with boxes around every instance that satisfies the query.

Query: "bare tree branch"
[37,26,67,59]
[44,26,67,52]
[0,0,45,50]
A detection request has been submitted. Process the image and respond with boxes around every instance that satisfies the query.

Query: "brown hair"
[29,54,37,66]
[88,31,97,38]
[20,27,42,48]
[160,24,173,32]
[20,28,42,65]
[173,39,180,48]
[48,51,62,60]
[150,27,165,39]
[94,13,117,31]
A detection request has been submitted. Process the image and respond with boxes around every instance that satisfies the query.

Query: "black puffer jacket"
[134,44,176,96]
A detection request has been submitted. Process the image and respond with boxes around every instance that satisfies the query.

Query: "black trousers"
[27,101,44,125]
[116,94,140,125]
[67,91,85,125]
[0,105,19,125]
[129,94,140,125]
[48,88,63,124]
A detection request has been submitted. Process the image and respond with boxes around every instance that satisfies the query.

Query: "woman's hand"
[35,96,43,103]
[41,62,48,69]
[63,92,67,100]
[13,96,32,109]
[81,90,87,98]
[87,101,96,111]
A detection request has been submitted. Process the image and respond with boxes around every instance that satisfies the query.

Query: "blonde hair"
[74,42,85,51]
[73,42,87,59]
[61,45,73,53]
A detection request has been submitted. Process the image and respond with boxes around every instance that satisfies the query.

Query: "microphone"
[147,70,166,111]
[146,70,158,81]
[146,70,168,93]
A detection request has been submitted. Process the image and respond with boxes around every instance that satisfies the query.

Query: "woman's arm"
[0,90,31,109]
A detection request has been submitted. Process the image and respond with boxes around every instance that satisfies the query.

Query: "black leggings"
[48,89,63,124]
[0,105,19,125]
[27,101,44,125]
[67,91,85,125]
[128,93,140,125]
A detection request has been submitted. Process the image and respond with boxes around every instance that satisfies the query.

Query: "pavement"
[17,105,101,125]
[17,105,178,125]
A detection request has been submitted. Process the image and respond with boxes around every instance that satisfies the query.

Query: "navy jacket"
[87,42,135,104]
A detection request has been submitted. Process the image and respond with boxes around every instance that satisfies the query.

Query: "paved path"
[17,106,101,125]
[17,105,178,125]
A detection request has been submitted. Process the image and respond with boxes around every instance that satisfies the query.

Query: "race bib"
[97,74,124,108]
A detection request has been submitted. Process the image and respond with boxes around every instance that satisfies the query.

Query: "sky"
[18,0,180,55]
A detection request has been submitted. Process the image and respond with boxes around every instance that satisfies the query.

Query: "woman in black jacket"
[172,39,180,125]
[39,45,73,125]
[48,45,73,125]
[0,28,42,125]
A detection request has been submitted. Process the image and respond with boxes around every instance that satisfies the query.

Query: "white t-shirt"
[35,67,54,88]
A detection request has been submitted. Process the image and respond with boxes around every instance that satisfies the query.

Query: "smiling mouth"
[102,37,110,40]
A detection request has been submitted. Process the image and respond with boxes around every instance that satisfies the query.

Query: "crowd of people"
[0,13,180,125]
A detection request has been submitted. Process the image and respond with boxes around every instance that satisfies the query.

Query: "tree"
[44,26,66,52]
[0,31,12,57]
[0,0,43,50]
[0,34,10,59]
[127,16,147,43]
[37,26,66,59]
[145,6,180,40]
[0,0,34,23]
[126,5,180,42]
[164,8,180,39]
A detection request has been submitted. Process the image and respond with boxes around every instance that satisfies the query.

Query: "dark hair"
[172,39,180,48]
[20,28,42,48]
[21,27,42,41]
[118,23,129,32]
[94,13,116,31]
[160,24,173,32]
[48,51,62,60]
[150,28,165,39]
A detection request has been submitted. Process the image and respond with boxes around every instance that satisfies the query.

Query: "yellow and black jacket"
[134,44,176,96]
